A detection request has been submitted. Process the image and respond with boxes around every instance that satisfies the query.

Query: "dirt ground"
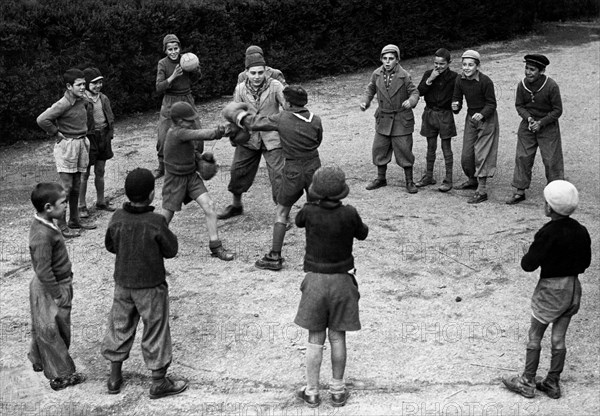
[1,22,598,416]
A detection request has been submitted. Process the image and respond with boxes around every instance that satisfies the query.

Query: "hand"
[222,122,238,138]
[451,101,460,111]
[168,65,184,82]
[428,69,440,83]
[401,99,412,109]
[471,112,484,121]
[359,103,367,111]
[55,132,66,144]
[215,124,227,139]
[530,120,541,132]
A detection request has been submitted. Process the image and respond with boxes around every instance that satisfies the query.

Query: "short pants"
[162,171,207,212]
[88,126,113,165]
[54,136,90,173]
[420,107,457,139]
[531,276,581,324]
[278,157,321,207]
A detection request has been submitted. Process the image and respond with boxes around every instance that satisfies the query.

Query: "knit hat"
[163,34,180,51]
[83,67,103,89]
[245,45,264,56]
[543,180,579,216]
[170,102,197,121]
[461,50,481,64]
[283,85,308,107]
[308,166,350,201]
[125,168,155,203]
[435,48,452,63]
[245,52,266,69]
[524,54,550,70]
[380,44,400,59]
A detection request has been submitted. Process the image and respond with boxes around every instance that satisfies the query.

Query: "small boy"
[503,180,591,399]
[293,166,369,407]
[236,45,286,86]
[37,68,97,238]
[507,54,564,204]
[451,50,500,203]
[416,48,459,192]
[102,168,188,398]
[155,34,203,179]
[360,44,420,193]
[162,101,234,261]
[28,182,86,391]
[79,67,116,217]
[223,85,322,271]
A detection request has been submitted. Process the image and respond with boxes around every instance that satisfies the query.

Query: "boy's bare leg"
[162,209,175,225]
[79,165,92,209]
[94,160,107,206]
[196,193,234,261]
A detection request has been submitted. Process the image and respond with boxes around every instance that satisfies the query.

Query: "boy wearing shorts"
[162,102,234,261]
[37,68,97,238]
[416,48,458,192]
[503,180,591,399]
[294,166,369,407]
[102,168,188,398]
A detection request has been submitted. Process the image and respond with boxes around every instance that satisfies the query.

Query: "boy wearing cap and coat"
[416,48,459,192]
[154,34,203,179]
[218,53,286,220]
[452,50,500,203]
[102,168,189,398]
[79,67,116,217]
[237,45,286,86]
[222,85,322,271]
[503,180,591,399]
[360,44,420,193]
[293,166,369,407]
[507,54,564,204]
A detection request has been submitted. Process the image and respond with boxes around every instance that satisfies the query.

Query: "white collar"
[34,214,61,232]
[292,111,313,122]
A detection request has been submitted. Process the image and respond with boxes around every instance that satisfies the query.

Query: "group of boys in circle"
[28,34,590,407]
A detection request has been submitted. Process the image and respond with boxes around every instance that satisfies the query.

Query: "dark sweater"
[521,217,591,279]
[515,75,562,127]
[164,125,222,175]
[295,201,369,273]
[156,56,200,96]
[105,203,178,289]
[29,217,73,298]
[452,72,497,119]
[418,68,459,111]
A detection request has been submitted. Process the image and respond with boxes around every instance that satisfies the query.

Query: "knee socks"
[441,139,453,183]
[377,165,387,180]
[524,348,541,382]
[477,176,487,194]
[548,348,567,382]
[271,222,287,255]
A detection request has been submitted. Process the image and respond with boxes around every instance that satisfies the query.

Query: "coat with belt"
[362,64,420,136]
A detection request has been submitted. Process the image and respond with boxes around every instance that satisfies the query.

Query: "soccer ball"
[180,53,199,72]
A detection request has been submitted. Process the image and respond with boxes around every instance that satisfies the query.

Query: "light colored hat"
[543,180,579,216]
[461,50,481,63]
[380,44,400,59]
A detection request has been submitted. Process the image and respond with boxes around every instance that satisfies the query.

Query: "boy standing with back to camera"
[503,180,591,399]
[360,44,420,194]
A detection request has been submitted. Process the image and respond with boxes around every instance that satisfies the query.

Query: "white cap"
[461,50,481,63]
[543,180,579,216]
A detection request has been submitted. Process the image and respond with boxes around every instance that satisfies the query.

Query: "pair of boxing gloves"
[222,102,258,145]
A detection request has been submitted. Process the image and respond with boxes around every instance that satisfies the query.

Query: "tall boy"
[37,68,97,238]
[102,168,188,398]
[236,45,286,86]
[507,54,564,204]
[416,48,458,192]
[162,102,234,261]
[28,182,86,391]
[360,44,420,193]
[223,85,322,271]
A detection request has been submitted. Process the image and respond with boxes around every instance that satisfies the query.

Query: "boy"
[236,45,286,86]
[28,182,86,391]
[218,53,286,220]
[79,67,116,217]
[360,44,420,193]
[102,168,188,398]
[162,101,233,261]
[507,54,564,204]
[293,166,369,407]
[155,34,203,179]
[37,68,97,238]
[451,50,500,204]
[223,85,322,271]
[503,180,591,399]
[416,48,459,192]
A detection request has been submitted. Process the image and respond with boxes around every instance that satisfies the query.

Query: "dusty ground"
[1,22,599,416]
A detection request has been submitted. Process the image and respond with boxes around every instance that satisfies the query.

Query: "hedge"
[0,0,597,145]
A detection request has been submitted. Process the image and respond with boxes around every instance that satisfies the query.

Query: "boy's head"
[380,44,400,71]
[461,50,481,79]
[433,48,451,73]
[308,166,350,201]
[246,53,267,87]
[170,101,197,125]
[125,168,155,204]
[31,182,66,217]
[524,54,549,83]
[83,67,103,93]
[543,180,578,217]
[283,85,308,108]
[163,34,180,60]
[63,68,86,98]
